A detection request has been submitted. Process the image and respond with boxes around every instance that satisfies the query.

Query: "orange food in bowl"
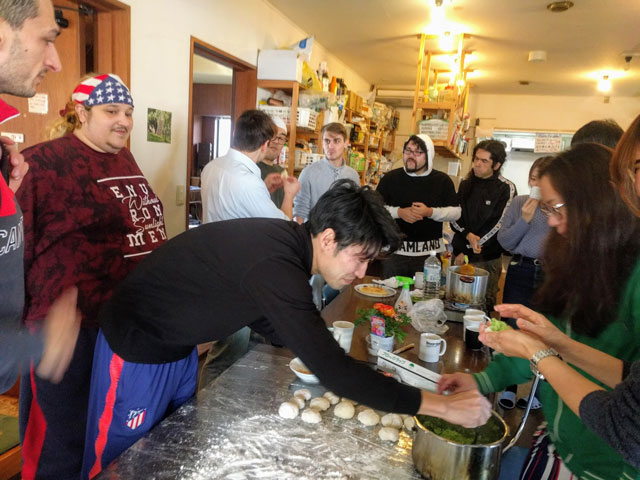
[459,263,475,275]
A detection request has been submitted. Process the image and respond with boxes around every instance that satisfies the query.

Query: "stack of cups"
[463,309,487,350]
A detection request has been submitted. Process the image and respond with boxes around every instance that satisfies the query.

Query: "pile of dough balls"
[277,388,415,444]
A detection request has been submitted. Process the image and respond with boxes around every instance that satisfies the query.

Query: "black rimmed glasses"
[540,202,565,217]
[403,148,425,157]
[270,135,287,145]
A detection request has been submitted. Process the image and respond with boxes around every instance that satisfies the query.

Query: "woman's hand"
[521,197,539,223]
[479,323,546,359]
[494,304,568,352]
[437,372,477,394]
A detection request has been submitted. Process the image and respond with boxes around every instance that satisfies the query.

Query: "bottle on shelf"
[329,76,337,95]
[322,72,329,92]
[423,251,441,299]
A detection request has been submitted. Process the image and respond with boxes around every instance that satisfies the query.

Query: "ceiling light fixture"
[546,1,574,12]
[528,50,547,62]
[597,75,611,93]
[439,31,455,51]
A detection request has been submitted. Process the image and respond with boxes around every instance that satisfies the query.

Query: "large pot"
[412,377,540,480]
[445,265,489,308]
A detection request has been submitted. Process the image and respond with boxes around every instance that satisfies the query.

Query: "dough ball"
[399,414,410,421]
[294,388,311,400]
[357,408,380,426]
[310,397,331,411]
[333,401,355,419]
[403,416,416,431]
[290,396,305,409]
[301,408,322,424]
[343,398,358,405]
[323,391,340,405]
[381,413,403,429]
[280,170,289,180]
[378,426,400,442]
[278,401,299,419]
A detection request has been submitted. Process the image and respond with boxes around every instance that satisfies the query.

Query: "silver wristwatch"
[529,348,561,380]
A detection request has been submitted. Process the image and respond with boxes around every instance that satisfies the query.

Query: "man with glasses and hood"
[376,133,460,278]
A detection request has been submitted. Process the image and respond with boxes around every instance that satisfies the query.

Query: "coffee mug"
[463,314,485,341]
[419,333,447,362]
[414,271,425,290]
[465,308,485,317]
[332,321,354,353]
[465,324,483,350]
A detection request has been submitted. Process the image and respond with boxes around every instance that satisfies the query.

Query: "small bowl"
[289,357,319,384]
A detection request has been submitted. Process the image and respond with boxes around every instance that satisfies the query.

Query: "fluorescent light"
[439,31,454,51]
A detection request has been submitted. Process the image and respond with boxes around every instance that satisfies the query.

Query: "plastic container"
[423,251,442,299]
[395,282,413,314]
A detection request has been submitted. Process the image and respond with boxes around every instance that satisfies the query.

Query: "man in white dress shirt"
[199,109,300,387]
[201,109,299,222]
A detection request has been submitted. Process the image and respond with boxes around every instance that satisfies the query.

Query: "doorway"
[186,36,257,229]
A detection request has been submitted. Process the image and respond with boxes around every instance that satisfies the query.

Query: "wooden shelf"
[416,101,455,110]
[257,80,305,91]
[434,143,461,159]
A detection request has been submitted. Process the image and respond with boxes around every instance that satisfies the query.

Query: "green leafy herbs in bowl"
[416,415,506,445]
[354,303,411,344]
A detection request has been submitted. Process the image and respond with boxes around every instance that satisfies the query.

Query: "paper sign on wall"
[28,93,48,114]
[534,133,562,153]
[447,161,460,176]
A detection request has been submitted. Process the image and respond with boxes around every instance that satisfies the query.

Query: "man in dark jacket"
[451,139,516,312]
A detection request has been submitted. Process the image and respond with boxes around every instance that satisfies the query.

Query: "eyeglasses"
[403,148,425,157]
[270,135,287,145]
[540,202,565,217]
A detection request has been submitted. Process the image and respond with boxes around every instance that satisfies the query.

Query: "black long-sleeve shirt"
[451,174,516,262]
[100,219,422,414]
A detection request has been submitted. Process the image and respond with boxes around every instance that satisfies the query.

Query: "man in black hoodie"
[451,139,516,312]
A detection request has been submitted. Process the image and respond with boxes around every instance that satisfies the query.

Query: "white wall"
[467,94,640,132]
[119,0,370,237]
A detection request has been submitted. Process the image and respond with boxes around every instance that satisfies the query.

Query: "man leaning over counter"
[82,180,491,478]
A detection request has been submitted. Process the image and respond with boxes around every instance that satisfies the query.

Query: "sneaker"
[516,394,542,410]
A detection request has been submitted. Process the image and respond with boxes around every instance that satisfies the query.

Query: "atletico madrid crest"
[126,408,146,430]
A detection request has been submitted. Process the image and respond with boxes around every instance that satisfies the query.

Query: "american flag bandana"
[71,73,134,108]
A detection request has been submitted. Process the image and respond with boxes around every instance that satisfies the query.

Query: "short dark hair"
[0,0,39,29]
[306,179,403,258]
[403,135,428,155]
[571,119,623,149]
[321,122,347,140]
[231,109,276,152]
[469,139,507,178]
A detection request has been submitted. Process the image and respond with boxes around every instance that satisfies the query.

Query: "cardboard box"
[257,49,302,82]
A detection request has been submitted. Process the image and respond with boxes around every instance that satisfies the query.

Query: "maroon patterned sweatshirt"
[18,133,167,329]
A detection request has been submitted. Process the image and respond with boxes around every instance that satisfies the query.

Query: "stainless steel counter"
[96,347,423,479]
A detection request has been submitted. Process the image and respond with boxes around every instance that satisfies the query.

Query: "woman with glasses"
[496,156,553,411]
[440,142,640,479]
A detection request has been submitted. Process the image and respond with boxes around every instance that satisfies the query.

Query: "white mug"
[414,271,425,290]
[332,321,354,353]
[465,308,485,317]
[419,333,447,362]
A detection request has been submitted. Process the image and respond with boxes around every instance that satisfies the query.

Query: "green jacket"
[474,259,640,480]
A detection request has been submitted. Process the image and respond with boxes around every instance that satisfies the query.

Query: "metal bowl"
[412,411,509,480]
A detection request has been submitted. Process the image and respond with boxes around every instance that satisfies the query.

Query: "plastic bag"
[409,299,448,334]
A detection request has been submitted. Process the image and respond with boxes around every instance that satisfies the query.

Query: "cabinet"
[256,80,323,177]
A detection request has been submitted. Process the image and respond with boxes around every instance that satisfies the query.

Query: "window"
[214,116,231,158]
